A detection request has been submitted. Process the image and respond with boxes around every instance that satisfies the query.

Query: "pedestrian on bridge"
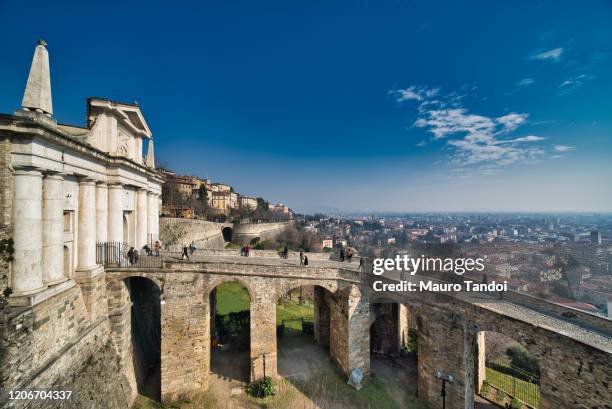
[181,245,190,260]
[299,251,304,267]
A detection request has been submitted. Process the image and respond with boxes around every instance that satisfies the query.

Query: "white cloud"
[390,86,439,102]
[389,85,549,170]
[530,47,564,62]
[497,113,529,132]
[558,74,595,95]
[416,140,427,147]
[496,135,546,144]
[554,145,575,152]
[517,78,535,87]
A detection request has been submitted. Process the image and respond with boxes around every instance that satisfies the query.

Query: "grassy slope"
[215,282,251,315]
[215,282,315,331]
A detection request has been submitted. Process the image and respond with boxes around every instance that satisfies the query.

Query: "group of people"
[299,251,309,267]
[181,241,196,260]
[339,248,354,262]
[339,248,366,270]
[240,245,251,256]
[126,240,162,265]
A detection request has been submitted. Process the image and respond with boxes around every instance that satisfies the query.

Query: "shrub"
[248,376,274,398]
[510,398,522,409]
[407,328,419,353]
[506,345,540,377]
[255,240,275,250]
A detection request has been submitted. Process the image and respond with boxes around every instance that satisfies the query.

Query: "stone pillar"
[329,285,370,377]
[107,184,123,243]
[96,182,108,243]
[42,172,66,285]
[314,286,330,347]
[399,304,409,349]
[136,188,148,248]
[476,331,486,394]
[11,168,45,296]
[77,178,97,271]
[147,192,156,239]
[250,289,277,381]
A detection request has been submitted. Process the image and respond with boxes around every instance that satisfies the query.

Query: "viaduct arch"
[105,260,612,408]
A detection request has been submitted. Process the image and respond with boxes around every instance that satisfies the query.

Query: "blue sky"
[1,0,611,213]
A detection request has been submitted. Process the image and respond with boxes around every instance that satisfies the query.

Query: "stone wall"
[232,221,294,245]
[158,218,230,250]
[0,283,131,409]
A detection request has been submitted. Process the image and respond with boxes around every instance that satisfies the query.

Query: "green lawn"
[485,367,540,408]
[215,282,250,315]
[276,297,314,331]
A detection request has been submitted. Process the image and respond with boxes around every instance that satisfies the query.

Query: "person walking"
[181,244,189,260]
[303,255,309,267]
[245,245,250,257]
[340,248,345,262]
[154,241,161,257]
[283,245,289,259]
[347,249,353,263]
[189,241,196,255]
[359,257,365,271]
[299,251,304,267]
[127,247,135,265]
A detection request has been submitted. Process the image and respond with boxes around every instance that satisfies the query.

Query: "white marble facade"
[3,41,163,303]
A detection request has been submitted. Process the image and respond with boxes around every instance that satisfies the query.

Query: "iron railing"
[96,241,162,269]
[485,359,540,408]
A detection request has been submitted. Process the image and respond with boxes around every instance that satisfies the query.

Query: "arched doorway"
[125,277,161,402]
[209,281,251,384]
[369,301,420,406]
[475,331,540,408]
[222,227,233,243]
[274,285,335,402]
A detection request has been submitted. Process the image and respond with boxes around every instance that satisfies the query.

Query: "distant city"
[301,212,612,317]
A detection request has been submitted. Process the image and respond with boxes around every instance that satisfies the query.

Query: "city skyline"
[1,0,611,213]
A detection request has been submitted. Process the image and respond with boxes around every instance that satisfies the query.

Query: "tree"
[506,345,540,376]
[195,185,209,218]
[301,231,322,252]
[277,224,300,248]
[256,197,269,211]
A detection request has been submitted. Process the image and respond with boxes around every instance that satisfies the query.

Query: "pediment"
[88,97,152,139]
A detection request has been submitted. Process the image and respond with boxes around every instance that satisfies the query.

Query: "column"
[147,192,157,239]
[42,172,66,285]
[11,168,45,295]
[96,182,108,242]
[136,188,148,247]
[107,184,123,243]
[77,178,97,271]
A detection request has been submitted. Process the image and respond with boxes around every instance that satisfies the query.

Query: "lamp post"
[435,370,454,409]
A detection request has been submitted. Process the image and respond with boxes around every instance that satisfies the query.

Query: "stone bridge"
[104,252,612,409]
